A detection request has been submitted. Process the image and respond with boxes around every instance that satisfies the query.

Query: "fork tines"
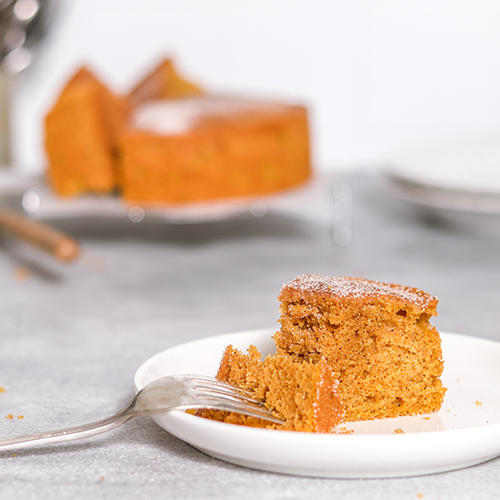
[175,374,283,425]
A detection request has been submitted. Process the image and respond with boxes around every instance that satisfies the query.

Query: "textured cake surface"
[198,345,344,432]
[119,96,311,204]
[45,67,130,196]
[275,274,446,422]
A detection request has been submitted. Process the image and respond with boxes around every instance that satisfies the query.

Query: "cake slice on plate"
[275,274,446,422]
[200,274,445,431]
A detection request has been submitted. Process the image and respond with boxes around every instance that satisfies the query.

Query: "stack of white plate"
[380,140,500,214]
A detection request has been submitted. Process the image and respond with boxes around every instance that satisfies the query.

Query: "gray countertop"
[1,170,500,499]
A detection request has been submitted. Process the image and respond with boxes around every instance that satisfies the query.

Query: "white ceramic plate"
[27,188,262,223]
[134,329,500,478]
[18,176,334,226]
[381,141,500,213]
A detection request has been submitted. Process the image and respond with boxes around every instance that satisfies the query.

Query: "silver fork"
[0,374,282,452]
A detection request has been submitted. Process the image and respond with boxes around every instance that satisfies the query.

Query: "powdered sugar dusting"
[280,274,437,309]
[132,96,287,135]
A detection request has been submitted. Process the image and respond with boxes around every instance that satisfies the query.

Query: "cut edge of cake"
[197,344,344,433]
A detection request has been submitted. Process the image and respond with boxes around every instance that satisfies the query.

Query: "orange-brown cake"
[45,62,312,204]
[128,58,204,106]
[275,274,446,422]
[198,345,344,432]
[118,95,311,204]
[45,67,130,196]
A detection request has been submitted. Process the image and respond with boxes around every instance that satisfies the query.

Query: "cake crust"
[278,274,438,313]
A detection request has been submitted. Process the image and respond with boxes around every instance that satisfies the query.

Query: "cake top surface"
[130,95,297,135]
[279,274,438,312]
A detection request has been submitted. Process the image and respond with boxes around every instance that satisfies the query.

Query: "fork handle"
[0,209,81,262]
[0,411,133,452]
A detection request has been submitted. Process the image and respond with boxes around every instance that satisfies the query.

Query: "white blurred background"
[6,0,500,176]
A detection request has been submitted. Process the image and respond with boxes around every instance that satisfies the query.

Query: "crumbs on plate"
[336,427,354,434]
[394,428,405,434]
[14,267,30,281]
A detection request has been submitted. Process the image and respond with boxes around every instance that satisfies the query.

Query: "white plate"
[134,329,500,478]
[18,176,334,226]
[378,173,500,214]
[27,187,263,223]
[387,141,500,194]
[381,141,500,214]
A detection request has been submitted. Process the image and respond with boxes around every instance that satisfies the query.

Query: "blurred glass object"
[0,0,56,164]
[0,69,8,164]
[250,200,268,218]
[333,181,352,246]
[128,206,145,223]
[21,186,40,213]
[0,0,55,75]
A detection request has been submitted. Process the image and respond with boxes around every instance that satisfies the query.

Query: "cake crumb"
[0,386,5,393]
[394,428,405,434]
[476,401,482,406]
[99,476,105,482]
[11,454,17,457]
[422,417,429,420]
[82,251,107,271]
[337,427,354,434]
[17,415,24,419]
[14,267,30,281]
[5,414,13,419]
[417,494,425,499]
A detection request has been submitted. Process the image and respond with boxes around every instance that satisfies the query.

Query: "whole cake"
[275,274,446,422]
[198,344,344,432]
[44,60,312,203]
[118,96,311,203]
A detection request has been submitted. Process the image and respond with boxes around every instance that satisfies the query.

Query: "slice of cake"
[118,95,311,204]
[198,345,344,432]
[45,67,130,196]
[128,58,204,106]
[275,274,446,422]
